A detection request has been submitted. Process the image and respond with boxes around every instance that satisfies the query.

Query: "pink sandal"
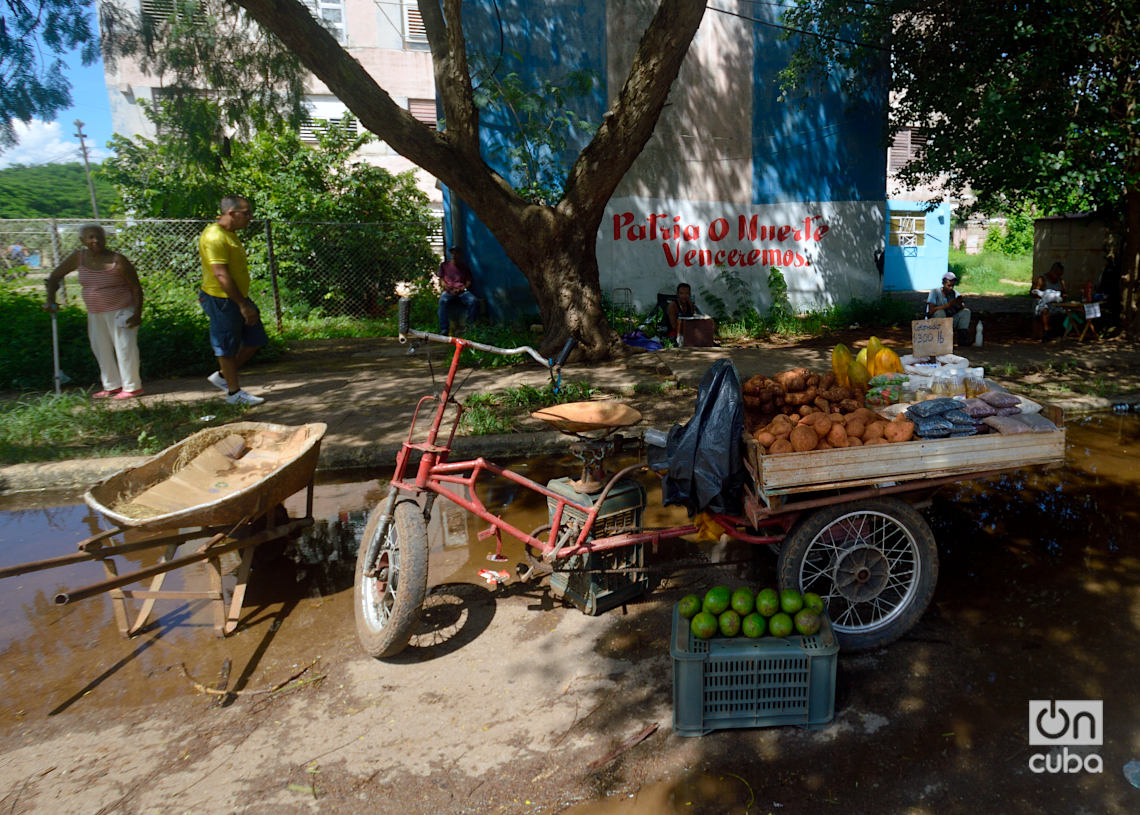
[92,389,120,399]
[113,389,144,400]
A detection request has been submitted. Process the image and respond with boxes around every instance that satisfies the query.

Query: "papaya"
[832,343,853,387]
[867,336,885,365]
[855,347,869,369]
[847,359,871,389]
[873,347,904,375]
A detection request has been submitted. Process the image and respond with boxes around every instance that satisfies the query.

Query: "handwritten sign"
[912,318,952,357]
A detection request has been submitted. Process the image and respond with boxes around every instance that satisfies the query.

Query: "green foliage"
[0,0,98,146]
[983,209,1036,258]
[780,0,1139,220]
[0,284,282,390]
[471,52,598,204]
[460,380,594,435]
[699,266,764,330]
[949,249,1033,295]
[0,164,119,218]
[100,1,306,150]
[103,108,438,317]
[0,391,249,464]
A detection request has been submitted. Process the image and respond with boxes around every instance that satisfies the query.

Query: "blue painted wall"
[445,0,607,320]
[882,200,951,292]
[751,6,886,206]
[446,1,888,319]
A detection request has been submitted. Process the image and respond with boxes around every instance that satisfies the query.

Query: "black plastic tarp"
[662,359,746,516]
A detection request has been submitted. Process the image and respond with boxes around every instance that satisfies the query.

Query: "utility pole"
[74,120,100,220]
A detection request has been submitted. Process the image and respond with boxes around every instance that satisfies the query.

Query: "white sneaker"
[207,371,228,392]
[225,389,265,406]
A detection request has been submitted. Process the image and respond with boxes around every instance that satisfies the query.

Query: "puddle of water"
[1,414,1136,734]
[0,477,382,722]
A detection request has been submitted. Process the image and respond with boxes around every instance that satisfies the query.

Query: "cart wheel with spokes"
[777,497,938,652]
[354,500,429,659]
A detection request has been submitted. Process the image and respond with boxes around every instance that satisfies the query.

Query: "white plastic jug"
[974,321,984,347]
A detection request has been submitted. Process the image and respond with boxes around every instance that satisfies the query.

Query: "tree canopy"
[780,0,1140,333]
[0,0,99,147]
[0,161,118,217]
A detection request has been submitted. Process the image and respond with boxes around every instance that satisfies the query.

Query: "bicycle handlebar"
[396,297,575,369]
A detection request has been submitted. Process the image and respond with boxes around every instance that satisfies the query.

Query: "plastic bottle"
[974,321,984,347]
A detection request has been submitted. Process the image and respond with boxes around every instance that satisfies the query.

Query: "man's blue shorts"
[198,290,269,358]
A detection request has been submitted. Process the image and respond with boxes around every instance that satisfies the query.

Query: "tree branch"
[559,0,707,221]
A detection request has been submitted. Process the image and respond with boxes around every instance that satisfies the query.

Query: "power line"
[709,4,888,52]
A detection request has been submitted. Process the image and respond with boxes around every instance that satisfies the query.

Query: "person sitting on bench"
[926,272,971,346]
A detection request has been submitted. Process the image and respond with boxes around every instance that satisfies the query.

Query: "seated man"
[1032,261,1067,341]
[436,246,479,335]
[926,272,971,346]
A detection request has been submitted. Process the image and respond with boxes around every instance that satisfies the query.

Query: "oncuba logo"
[1028,700,1103,774]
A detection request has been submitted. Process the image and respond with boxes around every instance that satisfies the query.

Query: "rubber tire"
[354,499,429,659]
[777,497,938,652]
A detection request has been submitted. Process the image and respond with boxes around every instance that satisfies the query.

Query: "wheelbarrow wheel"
[777,497,938,652]
[354,499,429,659]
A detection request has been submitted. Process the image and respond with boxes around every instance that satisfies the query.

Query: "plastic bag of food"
[1016,413,1059,432]
[912,416,953,437]
[943,409,973,426]
[906,398,960,419]
[962,398,997,418]
[982,415,1034,434]
[979,391,1020,409]
[995,406,1022,416]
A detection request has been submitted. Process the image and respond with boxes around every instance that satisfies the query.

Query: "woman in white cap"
[926,271,971,346]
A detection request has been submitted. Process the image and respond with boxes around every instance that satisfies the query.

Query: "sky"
[0,47,115,169]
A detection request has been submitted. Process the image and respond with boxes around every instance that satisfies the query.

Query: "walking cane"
[51,308,62,395]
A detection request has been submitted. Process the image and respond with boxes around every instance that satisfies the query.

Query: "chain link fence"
[0,217,443,326]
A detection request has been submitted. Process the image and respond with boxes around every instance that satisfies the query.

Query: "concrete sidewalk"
[3,326,1139,494]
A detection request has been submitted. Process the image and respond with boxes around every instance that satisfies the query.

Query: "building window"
[888,211,927,248]
[300,114,359,143]
[140,0,204,24]
[408,99,437,129]
[303,0,346,43]
[403,0,427,43]
[889,128,927,172]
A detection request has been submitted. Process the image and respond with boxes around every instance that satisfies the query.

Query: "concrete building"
[449,0,888,320]
[882,126,953,293]
[100,0,442,207]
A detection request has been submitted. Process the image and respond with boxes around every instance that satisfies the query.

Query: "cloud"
[0,119,110,168]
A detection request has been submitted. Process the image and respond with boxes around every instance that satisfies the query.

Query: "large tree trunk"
[235,0,707,360]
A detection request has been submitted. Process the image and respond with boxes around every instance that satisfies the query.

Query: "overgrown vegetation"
[949,249,1033,295]
[460,380,595,435]
[0,285,283,391]
[0,391,248,464]
[0,163,120,219]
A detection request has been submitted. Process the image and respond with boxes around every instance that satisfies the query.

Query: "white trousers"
[87,308,142,392]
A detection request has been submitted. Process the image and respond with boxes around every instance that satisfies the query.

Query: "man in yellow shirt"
[197,195,268,405]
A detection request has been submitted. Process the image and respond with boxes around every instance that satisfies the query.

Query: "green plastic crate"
[670,605,839,736]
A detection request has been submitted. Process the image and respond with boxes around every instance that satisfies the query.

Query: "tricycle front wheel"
[354,499,429,659]
[778,497,938,652]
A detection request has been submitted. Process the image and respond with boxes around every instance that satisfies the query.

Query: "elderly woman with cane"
[44,225,145,399]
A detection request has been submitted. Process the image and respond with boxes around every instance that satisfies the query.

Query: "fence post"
[264,219,283,332]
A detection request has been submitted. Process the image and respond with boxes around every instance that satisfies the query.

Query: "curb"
[3,395,1136,498]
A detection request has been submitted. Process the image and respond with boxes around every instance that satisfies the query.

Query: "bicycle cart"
[355,302,1066,657]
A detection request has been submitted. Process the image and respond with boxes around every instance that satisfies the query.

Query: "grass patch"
[949,250,1033,295]
[460,380,596,435]
[0,392,250,464]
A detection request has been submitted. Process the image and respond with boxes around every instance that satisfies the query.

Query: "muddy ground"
[2,412,1140,814]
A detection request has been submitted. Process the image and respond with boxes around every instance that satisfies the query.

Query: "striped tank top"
[77,250,133,314]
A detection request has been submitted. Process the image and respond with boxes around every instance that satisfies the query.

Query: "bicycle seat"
[530,401,642,434]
